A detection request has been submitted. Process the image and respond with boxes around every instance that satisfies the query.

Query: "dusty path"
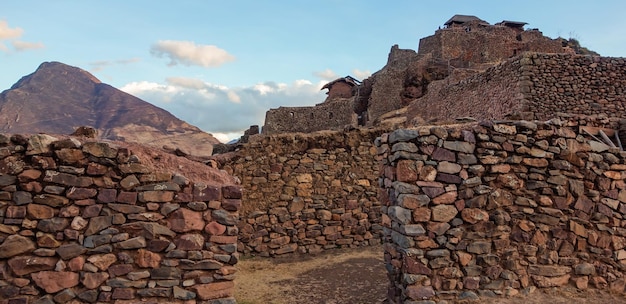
[235,245,626,304]
[235,245,387,304]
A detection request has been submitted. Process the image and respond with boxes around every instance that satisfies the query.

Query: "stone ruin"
[0,133,241,304]
[261,15,580,135]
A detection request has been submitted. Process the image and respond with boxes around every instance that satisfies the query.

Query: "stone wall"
[418,26,564,64]
[408,55,526,124]
[262,99,357,135]
[377,114,626,303]
[221,128,387,256]
[408,53,626,124]
[0,134,241,304]
[523,53,626,119]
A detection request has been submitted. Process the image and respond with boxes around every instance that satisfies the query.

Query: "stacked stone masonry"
[0,134,241,304]
[412,53,626,124]
[378,114,626,303]
[222,129,387,256]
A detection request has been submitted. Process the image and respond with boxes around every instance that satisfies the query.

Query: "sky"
[1,1,625,142]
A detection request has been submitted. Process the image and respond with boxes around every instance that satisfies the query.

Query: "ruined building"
[262,15,581,135]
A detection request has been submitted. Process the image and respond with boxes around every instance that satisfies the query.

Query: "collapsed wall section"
[0,134,241,304]
[378,114,626,303]
[222,129,386,256]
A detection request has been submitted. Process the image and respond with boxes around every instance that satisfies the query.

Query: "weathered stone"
[8,255,57,275]
[136,248,162,268]
[27,204,55,219]
[431,205,458,222]
[532,274,571,287]
[13,191,32,205]
[87,253,117,270]
[168,208,205,232]
[121,221,176,239]
[82,142,118,158]
[82,272,110,289]
[437,161,462,174]
[0,234,35,258]
[173,286,197,300]
[388,206,412,224]
[33,193,70,207]
[175,233,205,250]
[443,141,475,153]
[85,215,113,235]
[139,190,175,202]
[116,236,147,249]
[461,208,489,224]
[193,183,221,201]
[32,271,79,293]
[151,267,182,280]
[194,281,235,300]
[406,285,435,300]
[528,265,571,277]
[211,209,239,226]
[66,187,97,199]
[467,241,492,254]
[388,129,420,144]
[400,224,426,236]
[26,134,58,155]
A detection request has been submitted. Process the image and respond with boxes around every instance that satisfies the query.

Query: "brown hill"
[0,61,219,157]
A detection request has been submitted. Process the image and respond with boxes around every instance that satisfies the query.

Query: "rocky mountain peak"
[0,61,219,157]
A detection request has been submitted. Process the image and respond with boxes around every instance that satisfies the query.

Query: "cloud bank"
[121,77,326,141]
[150,40,235,67]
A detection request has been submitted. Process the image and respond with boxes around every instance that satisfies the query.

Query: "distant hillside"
[0,61,219,157]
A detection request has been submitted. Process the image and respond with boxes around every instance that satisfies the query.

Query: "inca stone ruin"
[2,15,626,304]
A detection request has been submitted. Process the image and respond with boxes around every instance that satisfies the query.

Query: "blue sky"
[1,1,625,142]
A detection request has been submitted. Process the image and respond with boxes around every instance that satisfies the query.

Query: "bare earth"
[235,245,626,304]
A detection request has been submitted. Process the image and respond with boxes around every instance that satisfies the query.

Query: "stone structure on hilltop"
[262,15,579,135]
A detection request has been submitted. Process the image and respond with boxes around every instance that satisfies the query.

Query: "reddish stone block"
[193,184,221,201]
[97,188,117,203]
[396,159,418,182]
[194,281,234,300]
[222,185,242,199]
[135,248,162,268]
[204,221,227,235]
[117,191,137,204]
[31,271,79,293]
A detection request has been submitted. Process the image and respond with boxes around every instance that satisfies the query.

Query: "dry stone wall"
[378,114,626,303]
[0,134,240,304]
[222,129,387,256]
[262,99,357,135]
[523,53,626,119]
[409,53,626,124]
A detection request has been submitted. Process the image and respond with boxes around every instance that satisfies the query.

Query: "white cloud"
[0,20,43,53]
[314,68,338,81]
[120,77,326,139]
[227,91,241,103]
[352,69,372,80]
[0,20,23,39]
[89,58,140,72]
[150,40,235,68]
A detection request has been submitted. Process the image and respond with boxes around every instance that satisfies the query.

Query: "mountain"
[0,61,219,157]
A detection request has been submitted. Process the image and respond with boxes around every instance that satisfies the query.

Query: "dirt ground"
[235,245,626,304]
